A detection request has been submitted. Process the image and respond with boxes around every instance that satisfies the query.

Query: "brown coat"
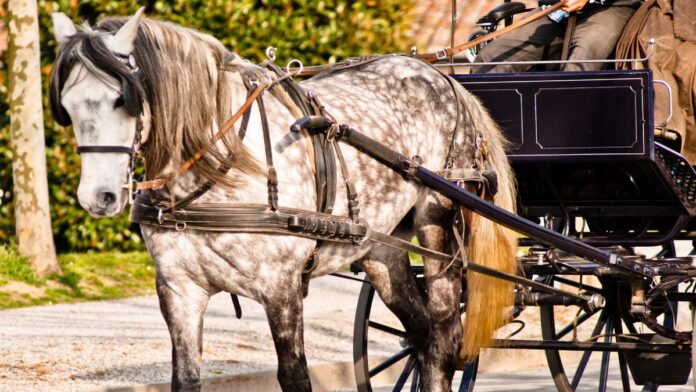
[616,0,696,162]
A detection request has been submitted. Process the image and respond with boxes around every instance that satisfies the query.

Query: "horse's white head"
[51,9,148,217]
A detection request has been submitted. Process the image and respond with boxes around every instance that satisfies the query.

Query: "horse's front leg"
[262,271,312,392]
[156,275,210,392]
[415,198,462,392]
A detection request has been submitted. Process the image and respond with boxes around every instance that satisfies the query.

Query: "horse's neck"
[161,68,317,210]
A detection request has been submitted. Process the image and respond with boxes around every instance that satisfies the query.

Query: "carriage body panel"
[453,70,654,162]
[454,70,696,244]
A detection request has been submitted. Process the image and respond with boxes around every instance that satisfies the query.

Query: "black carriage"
[349,11,696,391]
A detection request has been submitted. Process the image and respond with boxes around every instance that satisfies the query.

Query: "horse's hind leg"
[359,243,429,351]
[415,196,462,392]
[156,276,210,392]
[262,272,312,392]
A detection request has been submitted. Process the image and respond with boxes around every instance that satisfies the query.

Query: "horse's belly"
[141,226,316,301]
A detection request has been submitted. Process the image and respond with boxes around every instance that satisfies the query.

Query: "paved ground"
[0,268,694,391]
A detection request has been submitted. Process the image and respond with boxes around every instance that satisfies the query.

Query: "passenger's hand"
[561,0,590,12]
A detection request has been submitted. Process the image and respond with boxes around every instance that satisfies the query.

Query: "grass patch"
[0,245,44,286]
[0,246,155,310]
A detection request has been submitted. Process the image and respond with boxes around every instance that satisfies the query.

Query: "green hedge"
[0,0,413,252]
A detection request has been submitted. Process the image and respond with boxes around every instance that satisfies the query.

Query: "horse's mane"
[51,16,262,187]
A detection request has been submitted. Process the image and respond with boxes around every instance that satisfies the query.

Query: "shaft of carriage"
[293,117,654,280]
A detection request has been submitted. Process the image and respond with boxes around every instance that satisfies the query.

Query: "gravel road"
[1,262,693,391]
[0,274,374,391]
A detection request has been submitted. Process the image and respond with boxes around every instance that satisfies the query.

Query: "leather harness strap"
[266,62,337,214]
[415,1,566,62]
[131,195,368,241]
[561,13,577,62]
[136,81,269,191]
[255,86,280,211]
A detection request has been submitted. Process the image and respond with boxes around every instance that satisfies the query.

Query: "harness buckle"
[157,208,164,224]
[123,173,135,205]
[435,49,449,60]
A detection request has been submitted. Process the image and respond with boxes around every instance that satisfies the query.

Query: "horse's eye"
[114,96,125,109]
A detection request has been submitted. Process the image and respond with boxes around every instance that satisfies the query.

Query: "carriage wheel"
[539,273,692,392]
[354,270,478,392]
[540,275,630,392]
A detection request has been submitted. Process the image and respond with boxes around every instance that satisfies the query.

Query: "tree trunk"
[7,0,60,275]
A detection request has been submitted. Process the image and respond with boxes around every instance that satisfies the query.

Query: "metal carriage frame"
[348,66,696,391]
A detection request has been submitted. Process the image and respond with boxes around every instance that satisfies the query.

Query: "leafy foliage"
[0,0,413,252]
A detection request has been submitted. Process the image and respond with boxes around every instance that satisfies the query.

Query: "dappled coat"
[616,0,696,162]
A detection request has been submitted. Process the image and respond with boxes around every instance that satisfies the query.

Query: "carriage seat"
[476,2,527,28]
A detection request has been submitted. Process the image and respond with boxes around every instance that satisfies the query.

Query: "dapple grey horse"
[50,9,517,391]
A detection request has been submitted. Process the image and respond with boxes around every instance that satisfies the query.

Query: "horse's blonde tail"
[458,96,518,361]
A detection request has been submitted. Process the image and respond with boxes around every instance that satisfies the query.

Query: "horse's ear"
[108,7,145,54]
[52,13,77,46]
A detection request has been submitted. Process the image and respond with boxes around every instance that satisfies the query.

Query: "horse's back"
[301,55,460,162]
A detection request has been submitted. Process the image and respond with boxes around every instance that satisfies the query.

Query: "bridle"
[69,47,280,207]
[72,51,145,203]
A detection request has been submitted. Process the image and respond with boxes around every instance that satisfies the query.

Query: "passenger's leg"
[472,9,564,73]
[564,6,638,71]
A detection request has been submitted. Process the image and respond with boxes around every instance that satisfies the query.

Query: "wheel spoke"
[410,363,419,392]
[614,314,631,392]
[571,307,609,389]
[598,313,614,392]
[393,356,416,391]
[368,320,407,338]
[622,316,639,334]
[618,352,631,392]
[369,347,414,378]
[641,383,658,392]
[458,360,479,392]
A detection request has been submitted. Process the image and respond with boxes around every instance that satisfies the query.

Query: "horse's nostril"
[98,191,117,208]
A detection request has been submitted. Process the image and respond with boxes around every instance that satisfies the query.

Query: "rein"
[415,0,566,62]
[70,44,541,300]
[73,43,500,285]
[295,1,567,77]
[135,81,270,192]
